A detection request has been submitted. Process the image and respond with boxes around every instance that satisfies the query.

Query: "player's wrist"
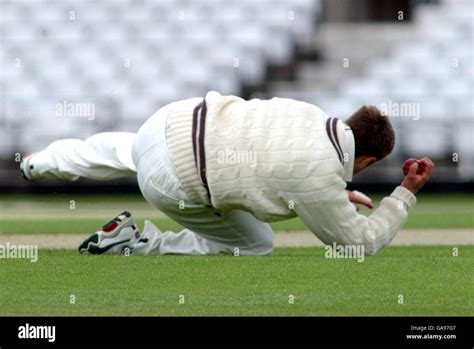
[400,181,418,194]
[392,186,417,210]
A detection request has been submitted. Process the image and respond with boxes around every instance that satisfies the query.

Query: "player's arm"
[293,158,434,256]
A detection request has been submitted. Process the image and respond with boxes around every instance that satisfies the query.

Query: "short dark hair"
[345,106,395,160]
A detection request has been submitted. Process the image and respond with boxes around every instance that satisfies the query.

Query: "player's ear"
[354,155,377,175]
[357,156,377,170]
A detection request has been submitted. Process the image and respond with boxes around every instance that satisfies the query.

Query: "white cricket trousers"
[29,101,273,256]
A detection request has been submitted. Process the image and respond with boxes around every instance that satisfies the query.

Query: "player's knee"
[256,246,273,256]
[257,226,274,255]
[243,247,273,256]
[243,237,273,256]
[363,243,383,256]
[254,245,273,256]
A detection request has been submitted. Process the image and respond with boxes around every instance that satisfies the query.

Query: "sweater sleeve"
[293,186,417,255]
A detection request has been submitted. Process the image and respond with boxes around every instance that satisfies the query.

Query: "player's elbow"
[363,245,381,256]
[361,231,386,256]
[346,229,386,256]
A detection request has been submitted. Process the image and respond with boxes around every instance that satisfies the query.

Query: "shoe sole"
[20,154,34,181]
[78,211,135,254]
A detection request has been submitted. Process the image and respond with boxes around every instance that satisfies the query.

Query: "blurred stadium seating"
[0,0,472,186]
[266,0,473,181]
[0,0,321,158]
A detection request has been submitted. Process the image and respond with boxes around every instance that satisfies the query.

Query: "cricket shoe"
[78,211,142,255]
[20,153,38,181]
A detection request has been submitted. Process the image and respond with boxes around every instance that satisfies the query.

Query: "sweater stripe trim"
[326,117,343,164]
[195,103,203,175]
[192,99,212,203]
[191,102,201,169]
[331,118,344,162]
[198,100,211,202]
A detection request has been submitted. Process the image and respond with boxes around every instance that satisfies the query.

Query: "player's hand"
[401,157,435,194]
[347,190,374,210]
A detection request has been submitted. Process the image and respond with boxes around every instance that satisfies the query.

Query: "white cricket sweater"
[167,91,416,255]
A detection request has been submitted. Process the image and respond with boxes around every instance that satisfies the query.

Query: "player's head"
[346,105,395,175]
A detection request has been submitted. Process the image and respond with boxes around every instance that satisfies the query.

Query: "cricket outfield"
[0,193,472,316]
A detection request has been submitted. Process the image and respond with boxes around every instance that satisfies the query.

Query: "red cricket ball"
[402,158,425,176]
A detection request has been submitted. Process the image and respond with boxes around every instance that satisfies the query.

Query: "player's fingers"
[352,197,373,209]
[407,162,418,177]
[422,157,435,171]
[347,191,360,204]
[419,157,435,167]
[420,157,434,166]
[351,191,374,209]
[419,158,434,179]
[361,199,374,209]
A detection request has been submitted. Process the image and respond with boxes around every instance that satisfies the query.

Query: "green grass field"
[0,193,473,316]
